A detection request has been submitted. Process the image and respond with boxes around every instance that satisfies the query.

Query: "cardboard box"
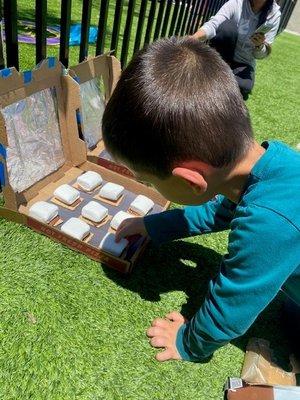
[241,338,296,386]
[0,58,169,274]
[224,377,300,400]
[70,55,134,179]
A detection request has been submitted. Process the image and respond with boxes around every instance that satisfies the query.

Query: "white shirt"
[202,0,281,67]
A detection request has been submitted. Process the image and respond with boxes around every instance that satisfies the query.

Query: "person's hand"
[190,28,207,41]
[251,32,265,48]
[115,217,147,242]
[146,311,187,361]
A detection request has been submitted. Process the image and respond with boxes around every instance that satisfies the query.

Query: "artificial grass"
[0,31,300,399]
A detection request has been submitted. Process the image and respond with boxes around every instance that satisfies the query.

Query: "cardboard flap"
[0,67,24,96]
[70,54,121,101]
[0,205,27,224]
[69,54,121,151]
[0,57,87,209]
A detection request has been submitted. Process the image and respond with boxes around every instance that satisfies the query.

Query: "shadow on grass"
[104,239,290,366]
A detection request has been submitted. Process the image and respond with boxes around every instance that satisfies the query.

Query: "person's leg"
[281,297,300,360]
[210,20,238,65]
[231,62,255,101]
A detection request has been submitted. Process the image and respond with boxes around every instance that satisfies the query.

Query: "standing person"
[192,0,281,100]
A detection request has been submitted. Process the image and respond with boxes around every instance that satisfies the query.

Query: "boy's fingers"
[165,311,185,322]
[146,326,166,338]
[151,318,170,328]
[155,349,175,362]
[150,336,167,348]
[115,222,131,242]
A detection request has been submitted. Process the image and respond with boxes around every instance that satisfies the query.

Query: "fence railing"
[0,0,297,71]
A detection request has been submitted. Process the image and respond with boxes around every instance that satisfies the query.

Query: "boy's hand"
[251,32,265,47]
[146,311,186,362]
[115,217,147,242]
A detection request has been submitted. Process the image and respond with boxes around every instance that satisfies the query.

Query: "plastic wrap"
[79,77,105,149]
[241,338,296,386]
[1,87,65,193]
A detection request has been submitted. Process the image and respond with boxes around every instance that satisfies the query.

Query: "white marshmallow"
[110,211,133,230]
[130,195,154,216]
[99,182,124,201]
[99,233,128,257]
[54,184,80,205]
[81,201,108,223]
[29,201,59,223]
[61,217,90,240]
[77,171,103,191]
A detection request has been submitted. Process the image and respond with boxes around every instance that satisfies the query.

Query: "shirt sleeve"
[144,195,236,245]
[201,0,238,39]
[175,204,300,361]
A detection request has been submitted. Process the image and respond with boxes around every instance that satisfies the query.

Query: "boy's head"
[103,37,253,205]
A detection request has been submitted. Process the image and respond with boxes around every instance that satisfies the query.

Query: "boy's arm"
[175,205,300,361]
[144,195,237,245]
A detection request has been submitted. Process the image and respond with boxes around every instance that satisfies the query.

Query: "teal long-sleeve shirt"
[144,141,300,362]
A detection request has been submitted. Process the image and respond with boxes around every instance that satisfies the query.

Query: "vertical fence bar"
[110,0,124,54]
[193,0,209,33]
[203,0,212,22]
[79,0,92,62]
[285,0,297,28]
[96,0,110,55]
[201,0,213,24]
[121,0,136,66]
[180,0,193,35]
[283,0,297,30]
[154,0,166,40]
[60,0,72,67]
[279,0,295,31]
[3,0,19,69]
[169,0,180,35]
[209,0,223,19]
[189,0,204,34]
[134,0,148,51]
[278,0,288,30]
[35,0,47,64]
[144,0,157,45]
[161,0,173,37]
[174,2,187,35]
[185,0,197,34]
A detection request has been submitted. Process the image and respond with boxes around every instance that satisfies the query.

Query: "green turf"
[0,28,300,399]
[16,0,171,70]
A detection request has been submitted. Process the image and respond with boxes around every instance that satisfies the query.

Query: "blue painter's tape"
[0,144,7,159]
[73,76,80,84]
[0,68,12,78]
[0,162,5,186]
[76,109,82,124]
[48,57,56,68]
[23,70,32,84]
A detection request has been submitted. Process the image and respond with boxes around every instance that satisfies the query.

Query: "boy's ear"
[172,167,207,195]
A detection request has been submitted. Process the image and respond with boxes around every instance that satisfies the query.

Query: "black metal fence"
[0,0,298,71]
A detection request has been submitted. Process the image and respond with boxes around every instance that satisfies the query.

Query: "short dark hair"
[102,37,253,178]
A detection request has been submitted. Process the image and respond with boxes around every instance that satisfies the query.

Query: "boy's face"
[133,170,215,206]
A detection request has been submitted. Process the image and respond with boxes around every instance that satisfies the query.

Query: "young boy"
[102,37,300,362]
